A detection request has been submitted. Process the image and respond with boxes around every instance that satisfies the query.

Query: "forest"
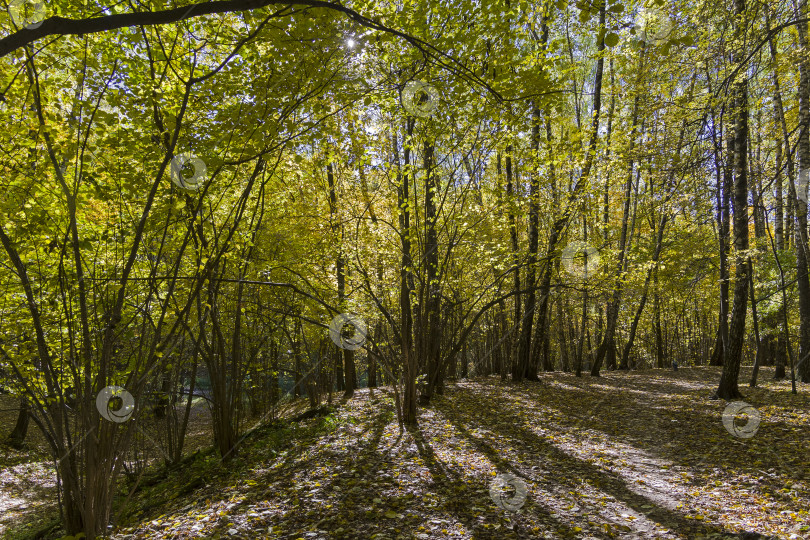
[0,0,808,538]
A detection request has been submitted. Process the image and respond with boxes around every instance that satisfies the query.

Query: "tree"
[716,0,750,400]
[793,0,810,383]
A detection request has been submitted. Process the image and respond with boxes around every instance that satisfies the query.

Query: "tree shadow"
[210,391,397,537]
[500,372,808,489]
[405,417,590,539]
[436,385,743,539]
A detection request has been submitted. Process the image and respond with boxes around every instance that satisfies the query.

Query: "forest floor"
[1,367,809,539]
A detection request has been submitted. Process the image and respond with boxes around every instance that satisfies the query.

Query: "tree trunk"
[504,145,521,377]
[515,106,541,382]
[327,161,356,397]
[716,0,749,399]
[710,103,734,367]
[368,322,380,388]
[793,0,810,383]
[654,267,665,368]
[394,122,417,425]
[526,2,605,380]
[576,289,588,377]
[461,340,468,379]
[557,295,570,371]
[8,398,29,449]
[749,259,762,387]
[522,15,555,380]
[423,141,443,400]
[775,137,784,252]
[774,334,787,379]
[334,348,344,392]
[619,111,691,368]
[592,62,640,376]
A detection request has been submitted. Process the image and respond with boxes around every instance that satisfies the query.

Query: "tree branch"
[0,0,503,100]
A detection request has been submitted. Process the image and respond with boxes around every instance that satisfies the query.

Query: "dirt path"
[101,367,809,539]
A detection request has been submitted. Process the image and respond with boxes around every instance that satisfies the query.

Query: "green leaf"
[605,33,620,47]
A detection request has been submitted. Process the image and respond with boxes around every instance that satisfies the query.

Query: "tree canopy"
[1,0,809,537]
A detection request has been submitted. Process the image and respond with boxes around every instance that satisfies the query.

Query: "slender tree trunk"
[766,4,791,380]
[461,340,468,379]
[749,122,766,387]
[173,351,198,462]
[516,105,541,382]
[423,141,443,399]
[294,347,302,398]
[775,333,787,379]
[394,122,417,425]
[557,295,570,371]
[333,348,344,392]
[710,106,734,367]
[654,267,664,368]
[776,138,784,251]
[527,15,556,377]
[535,93,560,374]
[793,0,810,383]
[592,63,641,376]
[8,398,29,449]
[622,214,667,368]
[504,145,521,376]
[576,290,588,377]
[327,161,357,397]
[342,348,357,397]
[368,322,380,388]
[717,0,749,399]
[526,1,606,380]
[749,259,763,387]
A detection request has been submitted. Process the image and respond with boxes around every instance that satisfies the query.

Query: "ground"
[1,367,808,539]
